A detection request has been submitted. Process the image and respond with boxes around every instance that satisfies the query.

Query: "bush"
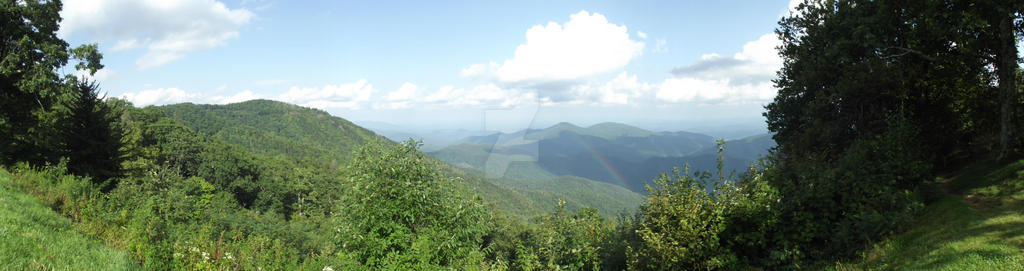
[333,139,493,269]
[629,166,735,270]
[767,116,931,261]
[628,141,786,270]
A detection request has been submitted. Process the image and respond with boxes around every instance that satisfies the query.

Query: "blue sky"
[59,0,797,133]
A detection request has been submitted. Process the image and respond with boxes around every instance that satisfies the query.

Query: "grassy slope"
[0,168,135,270]
[838,159,1024,270]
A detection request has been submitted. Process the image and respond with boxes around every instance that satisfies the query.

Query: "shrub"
[629,141,786,270]
[629,166,735,270]
[333,139,492,269]
[767,115,931,261]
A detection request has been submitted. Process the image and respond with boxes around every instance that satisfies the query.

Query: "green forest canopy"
[1,0,1023,270]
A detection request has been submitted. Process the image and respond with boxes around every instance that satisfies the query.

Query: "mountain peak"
[550,122,581,129]
[585,122,652,138]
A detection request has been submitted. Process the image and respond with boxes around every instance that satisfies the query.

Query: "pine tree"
[63,79,123,190]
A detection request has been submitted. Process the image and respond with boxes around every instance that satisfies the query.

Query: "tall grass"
[0,167,136,270]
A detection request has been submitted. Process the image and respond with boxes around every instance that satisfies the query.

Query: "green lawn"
[0,168,135,270]
[837,159,1024,270]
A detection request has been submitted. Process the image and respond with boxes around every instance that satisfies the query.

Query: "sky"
[59,0,799,133]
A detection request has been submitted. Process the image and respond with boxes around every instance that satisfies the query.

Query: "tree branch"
[881,46,937,62]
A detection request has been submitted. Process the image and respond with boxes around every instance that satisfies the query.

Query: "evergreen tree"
[63,79,123,190]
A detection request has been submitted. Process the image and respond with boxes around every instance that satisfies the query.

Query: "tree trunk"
[996,10,1018,161]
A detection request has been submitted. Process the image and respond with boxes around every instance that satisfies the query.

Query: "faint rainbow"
[573,135,630,188]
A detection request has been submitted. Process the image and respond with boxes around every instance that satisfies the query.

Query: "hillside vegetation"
[158,100,641,218]
[3,0,1024,270]
[160,100,380,165]
[838,159,1024,270]
[0,168,134,270]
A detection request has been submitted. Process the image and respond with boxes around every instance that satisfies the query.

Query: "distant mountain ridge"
[431,122,775,193]
[160,100,382,165]
[157,100,641,217]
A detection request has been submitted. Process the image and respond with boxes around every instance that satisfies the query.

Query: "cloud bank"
[657,33,781,104]
[60,0,253,69]
[118,10,781,111]
[464,10,644,85]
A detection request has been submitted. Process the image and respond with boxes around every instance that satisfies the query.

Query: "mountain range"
[159,100,642,217]
[157,100,771,214]
[429,122,775,193]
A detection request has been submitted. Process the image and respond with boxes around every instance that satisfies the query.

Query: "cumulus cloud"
[386,83,418,101]
[119,80,378,109]
[120,87,197,106]
[60,0,254,69]
[657,33,781,104]
[377,83,419,109]
[657,78,775,104]
[465,10,644,83]
[278,80,375,110]
[460,62,499,79]
[209,90,261,104]
[637,31,648,39]
[120,87,262,106]
[567,72,652,105]
[419,84,534,109]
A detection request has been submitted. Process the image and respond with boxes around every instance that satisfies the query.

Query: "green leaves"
[335,139,492,269]
[69,43,104,75]
[763,0,1024,265]
[1,1,117,180]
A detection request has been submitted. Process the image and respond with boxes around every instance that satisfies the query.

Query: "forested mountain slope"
[159,100,381,165]
[5,0,1023,269]
[157,100,640,217]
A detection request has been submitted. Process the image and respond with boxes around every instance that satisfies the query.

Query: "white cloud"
[60,0,254,70]
[467,10,644,83]
[785,0,804,16]
[386,83,418,101]
[568,72,652,105]
[75,68,115,82]
[657,78,774,104]
[658,33,781,104]
[377,83,420,109]
[209,90,260,104]
[120,87,196,106]
[637,31,648,39]
[110,39,142,51]
[424,85,460,104]
[419,84,533,109]
[460,62,499,79]
[119,87,261,106]
[278,80,375,110]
